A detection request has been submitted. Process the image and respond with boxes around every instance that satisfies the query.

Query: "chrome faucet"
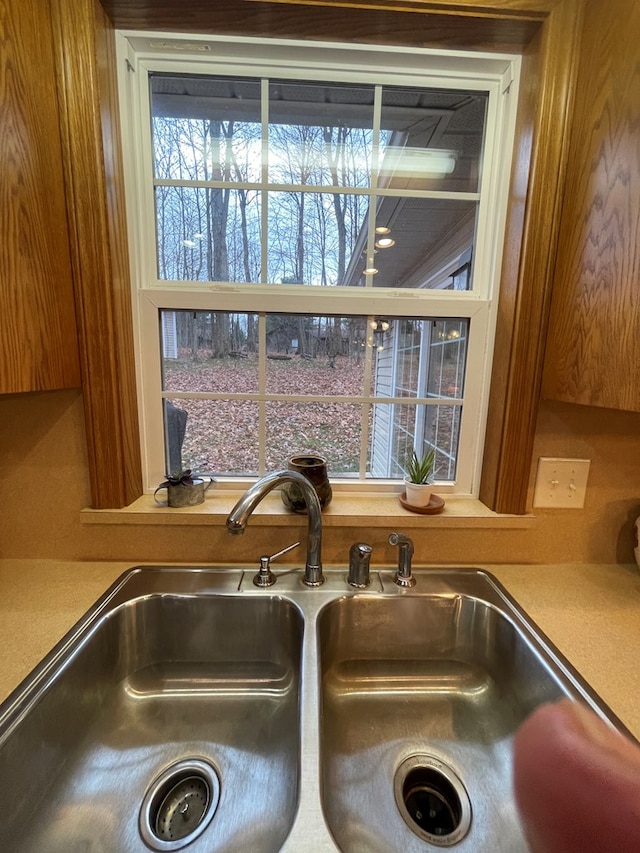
[226,470,324,587]
[388,532,416,587]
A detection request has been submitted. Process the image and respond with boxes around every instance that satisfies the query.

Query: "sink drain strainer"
[394,754,472,847]
[140,759,220,851]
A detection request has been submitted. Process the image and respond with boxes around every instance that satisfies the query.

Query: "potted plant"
[154,469,212,507]
[403,448,435,507]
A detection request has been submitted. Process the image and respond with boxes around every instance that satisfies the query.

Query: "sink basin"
[1,565,630,853]
[318,570,627,852]
[0,568,303,853]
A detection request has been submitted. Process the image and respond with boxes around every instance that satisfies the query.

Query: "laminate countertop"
[1,560,639,738]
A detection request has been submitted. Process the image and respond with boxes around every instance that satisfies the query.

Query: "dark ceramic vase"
[281,454,332,514]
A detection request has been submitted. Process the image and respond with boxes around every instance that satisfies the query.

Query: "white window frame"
[115,31,520,497]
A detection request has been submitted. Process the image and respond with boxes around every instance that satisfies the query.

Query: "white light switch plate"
[533,457,591,508]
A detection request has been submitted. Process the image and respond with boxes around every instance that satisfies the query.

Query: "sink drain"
[394,755,472,846]
[140,759,220,851]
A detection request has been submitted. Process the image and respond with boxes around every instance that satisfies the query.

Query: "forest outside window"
[117,34,519,496]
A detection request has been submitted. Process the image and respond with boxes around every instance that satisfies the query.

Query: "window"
[117,34,519,495]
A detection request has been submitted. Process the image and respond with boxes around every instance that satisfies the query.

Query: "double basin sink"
[0,565,630,852]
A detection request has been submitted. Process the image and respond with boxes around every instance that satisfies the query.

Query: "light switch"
[533,457,591,508]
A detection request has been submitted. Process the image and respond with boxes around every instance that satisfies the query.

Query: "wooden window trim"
[50,0,583,512]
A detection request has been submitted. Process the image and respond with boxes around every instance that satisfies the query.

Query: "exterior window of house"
[117,34,520,495]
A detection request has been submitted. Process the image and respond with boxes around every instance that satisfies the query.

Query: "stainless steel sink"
[318,570,630,853]
[0,568,303,853]
[0,566,630,853]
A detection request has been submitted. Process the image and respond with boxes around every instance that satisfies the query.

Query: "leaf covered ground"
[163,352,367,474]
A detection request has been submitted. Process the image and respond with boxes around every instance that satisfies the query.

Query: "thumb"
[513,699,640,853]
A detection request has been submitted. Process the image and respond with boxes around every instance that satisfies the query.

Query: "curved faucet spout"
[226,470,324,586]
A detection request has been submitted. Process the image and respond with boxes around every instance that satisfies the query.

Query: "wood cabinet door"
[543,0,640,412]
[0,0,80,394]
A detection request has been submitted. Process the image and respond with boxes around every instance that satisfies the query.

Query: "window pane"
[427,320,468,398]
[266,401,363,474]
[266,193,476,289]
[424,404,461,481]
[344,198,477,289]
[161,311,467,482]
[379,87,487,194]
[267,191,370,286]
[374,318,444,399]
[265,315,368,393]
[150,75,484,291]
[164,398,260,476]
[267,314,366,397]
[268,80,375,187]
[371,402,461,481]
[156,187,261,282]
[392,318,424,396]
[161,311,260,392]
[151,74,262,182]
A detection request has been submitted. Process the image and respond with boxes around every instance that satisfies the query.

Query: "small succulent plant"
[158,469,197,488]
[405,448,435,485]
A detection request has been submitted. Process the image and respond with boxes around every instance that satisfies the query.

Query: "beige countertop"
[1,559,639,738]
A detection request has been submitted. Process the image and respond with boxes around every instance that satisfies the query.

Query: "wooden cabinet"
[543,0,640,412]
[0,0,80,394]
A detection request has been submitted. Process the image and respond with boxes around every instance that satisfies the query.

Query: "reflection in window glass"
[268,80,375,187]
[151,75,262,182]
[378,87,487,194]
[150,73,486,291]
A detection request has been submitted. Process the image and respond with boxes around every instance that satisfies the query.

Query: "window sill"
[81,491,535,529]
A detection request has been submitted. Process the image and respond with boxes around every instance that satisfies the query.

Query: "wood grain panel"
[0,0,80,393]
[99,0,543,52]
[50,0,142,507]
[543,0,640,412]
[479,27,542,512]
[94,1,144,502]
[481,0,584,512]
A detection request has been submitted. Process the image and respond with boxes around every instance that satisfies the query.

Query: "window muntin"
[120,36,518,495]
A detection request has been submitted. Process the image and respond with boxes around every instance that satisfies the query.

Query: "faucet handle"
[348,542,373,588]
[253,541,300,588]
